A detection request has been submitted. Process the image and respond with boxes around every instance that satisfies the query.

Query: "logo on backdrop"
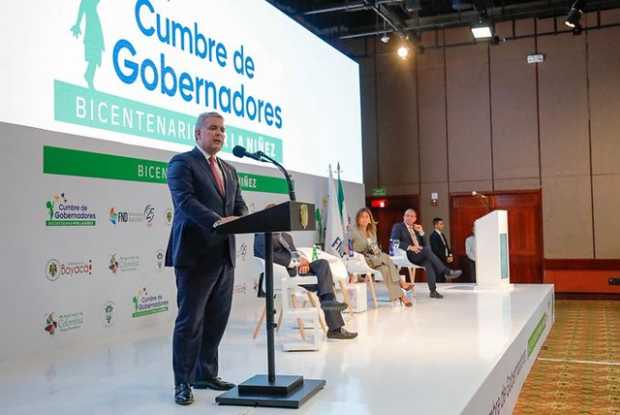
[108,207,143,225]
[55,0,285,158]
[163,208,173,225]
[236,242,249,262]
[104,301,115,327]
[108,205,155,226]
[43,311,84,335]
[46,258,93,281]
[107,253,140,274]
[45,193,96,227]
[144,204,155,226]
[131,288,169,318]
[155,249,165,271]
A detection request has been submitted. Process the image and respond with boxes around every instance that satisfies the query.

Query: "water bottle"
[388,239,395,256]
[347,237,354,258]
[391,239,400,256]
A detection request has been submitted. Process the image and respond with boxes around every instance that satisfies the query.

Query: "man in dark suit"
[254,230,357,340]
[165,111,248,406]
[430,217,454,283]
[390,209,462,299]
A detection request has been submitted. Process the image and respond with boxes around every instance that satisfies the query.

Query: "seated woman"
[351,208,413,307]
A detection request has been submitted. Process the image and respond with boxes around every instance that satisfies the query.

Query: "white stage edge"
[0,283,554,415]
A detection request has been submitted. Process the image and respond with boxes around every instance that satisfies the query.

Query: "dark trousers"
[466,258,476,283]
[299,259,345,331]
[406,246,450,292]
[172,262,234,385]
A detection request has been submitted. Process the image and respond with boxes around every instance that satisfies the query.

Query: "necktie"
[408,226,420,248]
[208,156,225,196]
[276,233,290,252]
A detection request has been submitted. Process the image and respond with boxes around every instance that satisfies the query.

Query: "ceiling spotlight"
[397,45,410,59]
[471,21,493,39]
[565,0,585,29]
[380,33,391,44]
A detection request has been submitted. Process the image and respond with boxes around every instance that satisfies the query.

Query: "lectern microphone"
[472,190,488,199]
[232,145,265,162]
[232,145,297,201]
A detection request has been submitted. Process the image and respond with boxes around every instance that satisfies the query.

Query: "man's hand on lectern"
[213,216,239,228]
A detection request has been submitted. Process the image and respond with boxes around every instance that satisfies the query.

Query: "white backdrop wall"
[0,122,365,363]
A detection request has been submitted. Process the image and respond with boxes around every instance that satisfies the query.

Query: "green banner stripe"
[43,146,288,194]
[132,307,169,318]
[528,313,547,357]
[54,80,283,162]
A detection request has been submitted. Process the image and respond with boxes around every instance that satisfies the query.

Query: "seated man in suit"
[430,217,454,283]
[390,209,462,299]
[254,229,357,340]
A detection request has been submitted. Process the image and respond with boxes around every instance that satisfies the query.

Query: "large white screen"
[1,0,363,183]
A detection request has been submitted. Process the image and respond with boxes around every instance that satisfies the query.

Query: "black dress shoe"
[192,377,235,391]
[321,300,348,311]
[445,269,463,281]
[430,291,444,299]
[174,383,194,406]
[327,327,358,339]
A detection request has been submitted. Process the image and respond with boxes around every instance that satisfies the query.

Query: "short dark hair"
[432,217,443,226]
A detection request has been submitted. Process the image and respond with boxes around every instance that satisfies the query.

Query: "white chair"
[298,247,353,310]
[343,252,381,308]
[390,248,423,288]
[252,257,325,351]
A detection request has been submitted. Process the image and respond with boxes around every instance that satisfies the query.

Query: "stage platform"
[0,283,554,415]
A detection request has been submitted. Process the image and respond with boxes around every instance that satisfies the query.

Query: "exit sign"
[371,187,386,196]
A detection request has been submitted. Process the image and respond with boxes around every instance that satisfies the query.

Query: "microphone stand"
[256,152,296,201]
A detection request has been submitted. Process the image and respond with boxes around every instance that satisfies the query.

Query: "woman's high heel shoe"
[399,296,413,307]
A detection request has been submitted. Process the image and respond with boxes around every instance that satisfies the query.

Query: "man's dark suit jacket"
[165,147,248,269]
[390,222,425,251]
[430,231,452,264]
[254,232,299,276]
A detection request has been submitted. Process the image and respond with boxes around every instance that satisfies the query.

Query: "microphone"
[232,145,265,162]
[471,190,488,199]
[231,145,297,201]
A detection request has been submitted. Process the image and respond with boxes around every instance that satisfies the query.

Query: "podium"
[213,201,326,408]
[474,210,511,289]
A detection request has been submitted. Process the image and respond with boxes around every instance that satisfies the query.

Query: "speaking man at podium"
[165,111,248,406]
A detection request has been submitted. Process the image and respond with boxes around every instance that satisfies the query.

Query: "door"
[450,190,543,283]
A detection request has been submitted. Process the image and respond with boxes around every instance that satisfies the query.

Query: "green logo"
[45,193,96,227]
[132,287,168,318]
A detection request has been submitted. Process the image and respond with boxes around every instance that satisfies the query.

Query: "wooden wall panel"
[490,37,539,180]
[446,44,493,184]
[538,33,590,177]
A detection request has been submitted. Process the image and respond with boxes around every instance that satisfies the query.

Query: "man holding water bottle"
[390,209,463,299]
[253,206,357,340]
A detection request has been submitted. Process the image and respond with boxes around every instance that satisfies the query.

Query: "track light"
[471,21,493,39]
[380,33,390,44]
[565,0,585,29]
[397,44,409,59]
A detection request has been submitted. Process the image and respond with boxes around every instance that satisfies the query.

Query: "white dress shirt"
[465,235,476,261]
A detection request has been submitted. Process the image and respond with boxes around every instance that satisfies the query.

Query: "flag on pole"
[325,164,345,257]
[336,162,349,230]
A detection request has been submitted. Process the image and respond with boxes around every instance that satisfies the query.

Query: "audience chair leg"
[366,273,378,308]
[252,306,266,339]
[306,291,327,332]
[291,294,306,341]
[338,280,352,311]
